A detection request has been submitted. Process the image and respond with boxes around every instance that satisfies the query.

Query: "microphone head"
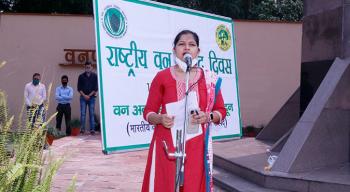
[184,53,192,67]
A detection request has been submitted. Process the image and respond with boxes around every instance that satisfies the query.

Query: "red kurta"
[142,67,226,192]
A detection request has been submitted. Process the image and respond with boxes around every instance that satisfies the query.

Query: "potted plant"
[46,126,59,145]
[70,118,81,136]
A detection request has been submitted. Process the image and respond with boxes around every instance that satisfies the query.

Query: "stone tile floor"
[49,133,228,192]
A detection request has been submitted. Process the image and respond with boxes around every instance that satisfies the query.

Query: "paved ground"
[50,134,146,191]
[49,133,227,192]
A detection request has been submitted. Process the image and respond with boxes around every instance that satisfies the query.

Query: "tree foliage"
[0,0,302,21]
[153,0,302,21]
[154,0,245,19]
[0,0,92,14]
[249,0,303,22]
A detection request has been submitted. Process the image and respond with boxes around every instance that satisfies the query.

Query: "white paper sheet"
[166,91,202,147]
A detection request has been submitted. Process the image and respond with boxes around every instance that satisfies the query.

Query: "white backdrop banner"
[93,0,242,153]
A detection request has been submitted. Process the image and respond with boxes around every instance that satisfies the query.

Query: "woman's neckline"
[170,65,202,83]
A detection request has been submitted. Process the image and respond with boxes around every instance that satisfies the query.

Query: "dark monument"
[214,1,350,191]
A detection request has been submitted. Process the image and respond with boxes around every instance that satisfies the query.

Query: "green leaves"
[0,69,72,192]
[1,163,27,192]
[249,0,303,22]
[33,158,65,192]
[155,0,245,19]
[1,0,93,14]
[1,0,303,22]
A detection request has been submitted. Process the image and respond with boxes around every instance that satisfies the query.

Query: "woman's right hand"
[161,114,174,129]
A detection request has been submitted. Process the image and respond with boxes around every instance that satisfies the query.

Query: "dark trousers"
[26,104,45,128]
[56,103,71,135]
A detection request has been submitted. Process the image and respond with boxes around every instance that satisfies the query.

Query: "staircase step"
[213,166,289,192]
[213,138,350,192]
[214,153,268,186]
[214,185,229,192]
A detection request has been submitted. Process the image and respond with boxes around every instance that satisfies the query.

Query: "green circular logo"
[215,25,232,51]
[102,6,127,38]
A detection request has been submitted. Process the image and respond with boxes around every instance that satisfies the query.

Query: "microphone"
[184,53,192,68]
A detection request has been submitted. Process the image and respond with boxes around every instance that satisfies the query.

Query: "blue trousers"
[80,96,95,132]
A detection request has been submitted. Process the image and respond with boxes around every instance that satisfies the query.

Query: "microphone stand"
[162,64,191,192]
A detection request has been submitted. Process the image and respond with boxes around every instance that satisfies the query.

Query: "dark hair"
[32,73,40,78]
[85,61,92,65]
[61,75,68,81]
[173,30,199,48]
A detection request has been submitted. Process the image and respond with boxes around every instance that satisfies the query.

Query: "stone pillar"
[300,0,343,116]
[272,0,350,173]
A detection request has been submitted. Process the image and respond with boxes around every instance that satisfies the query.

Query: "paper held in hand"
[166,91,202,147]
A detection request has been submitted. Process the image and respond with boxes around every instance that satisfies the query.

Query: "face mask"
[173,54,198,72]
[85,66,92,74]
[62,82,68,87]
[32,79,39,86]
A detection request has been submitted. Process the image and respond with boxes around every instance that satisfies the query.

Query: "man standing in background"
[55,75,73,136]
[78,61,98,135]
[24,73,46,128]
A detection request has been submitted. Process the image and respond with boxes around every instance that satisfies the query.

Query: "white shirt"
[24,82,46,106]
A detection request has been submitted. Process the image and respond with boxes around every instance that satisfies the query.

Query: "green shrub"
[69,118,81,127]
[0,61,74,192]
[46,125,66,139]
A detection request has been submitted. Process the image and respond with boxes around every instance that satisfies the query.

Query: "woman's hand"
[161,114,175,129]
[190,110,208,124]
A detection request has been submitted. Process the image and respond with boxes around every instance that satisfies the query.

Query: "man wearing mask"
[24,73,47,128]
[77,61,98,135]
[55,75,73,135]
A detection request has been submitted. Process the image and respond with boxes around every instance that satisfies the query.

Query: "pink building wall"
[0,14,301,128]
[234,21,302,126]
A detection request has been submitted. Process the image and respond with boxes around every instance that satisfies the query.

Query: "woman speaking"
[142,30,226,192]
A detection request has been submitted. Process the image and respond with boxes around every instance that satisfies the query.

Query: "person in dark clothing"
[77,61,98,135]
[55,75,73,135]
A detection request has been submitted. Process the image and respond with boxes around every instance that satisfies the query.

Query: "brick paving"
[49,134,146,192]
[49,133,228,192]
